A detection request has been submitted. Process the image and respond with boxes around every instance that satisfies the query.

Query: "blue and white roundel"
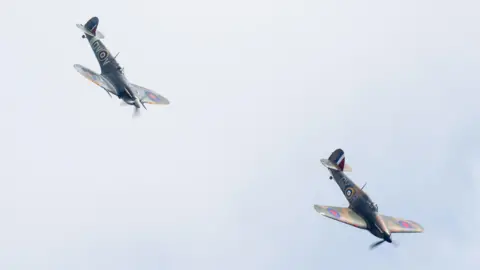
[98,50,108,60]
[345,187,355,198]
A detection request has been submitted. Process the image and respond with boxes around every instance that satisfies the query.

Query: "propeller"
[369,240,385,250]
[119,101,141,117]
[123,98,147,118]
[121,87,148,117]
[132,106,141,118]
[369,239,399,250]
[138,98,147,110]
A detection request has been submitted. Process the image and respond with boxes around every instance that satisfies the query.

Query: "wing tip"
[408,220,425,232]
[313,205,331,218]
[158,97,170,105]
[73,64,90,73]
[148,92,170,105]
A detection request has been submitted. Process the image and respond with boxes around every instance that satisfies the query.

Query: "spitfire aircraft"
[314,149,424,250]
[74,17,170,117]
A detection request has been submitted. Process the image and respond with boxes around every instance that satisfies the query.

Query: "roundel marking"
[327,208,340,218]
[147,91,161,102]
[345,187,355,198]
[398,220,412,228]
[98,50,108,60]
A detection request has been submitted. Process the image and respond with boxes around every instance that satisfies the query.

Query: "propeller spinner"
[122,86,147,117]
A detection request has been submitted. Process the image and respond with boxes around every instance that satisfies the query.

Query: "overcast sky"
[1,0,479,269]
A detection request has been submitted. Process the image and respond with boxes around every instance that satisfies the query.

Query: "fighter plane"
[314,149,424,250]
[74,16,169,117]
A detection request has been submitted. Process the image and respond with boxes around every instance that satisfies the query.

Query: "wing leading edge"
[314,205,367,229]
[379,214,424,233]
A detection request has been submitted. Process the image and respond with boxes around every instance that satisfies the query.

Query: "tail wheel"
[329,176,333,180]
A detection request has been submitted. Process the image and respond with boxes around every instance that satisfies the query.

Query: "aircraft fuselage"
[329,169,392,243]
[83,32,138,106]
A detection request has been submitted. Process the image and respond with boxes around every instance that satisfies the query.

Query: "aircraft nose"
[385,234,393,243]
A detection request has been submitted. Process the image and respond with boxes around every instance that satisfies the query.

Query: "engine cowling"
[134,98,142,108]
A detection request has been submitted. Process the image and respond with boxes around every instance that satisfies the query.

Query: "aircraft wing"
[379,214,424,233]
[314,205,368,229]
[130,83,170,105]
[74,64,118,96]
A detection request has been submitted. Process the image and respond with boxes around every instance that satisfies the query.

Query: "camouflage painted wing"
[314,205,368,229]
[74,64,118,96]
[129,83,170,105]
[379,214,424,233]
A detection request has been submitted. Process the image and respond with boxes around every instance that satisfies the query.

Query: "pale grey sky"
[1,0,479,269]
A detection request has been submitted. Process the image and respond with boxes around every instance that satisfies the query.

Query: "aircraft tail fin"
[77,17,105,39]
[328,148,346,170]
[84,17,99,35]
[320,148,352,172]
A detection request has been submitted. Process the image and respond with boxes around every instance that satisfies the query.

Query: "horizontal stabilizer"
[76,24,105,39]
[321,159,352,172]
[321,159,340,171]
